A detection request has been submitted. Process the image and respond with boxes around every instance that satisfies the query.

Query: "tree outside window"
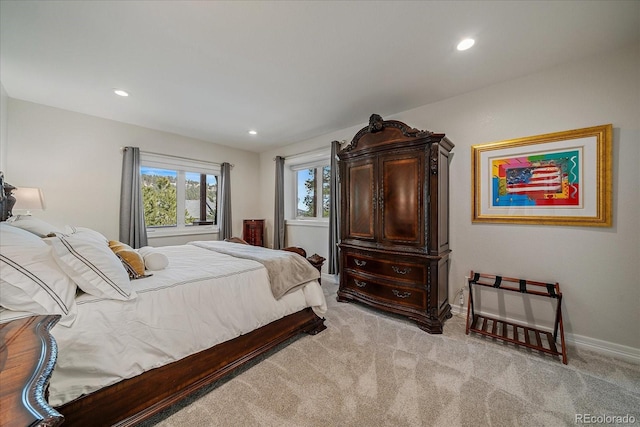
[296,164,330,219]
[141,167,218,228]
[141,168,178,227]
[185,172,217,225]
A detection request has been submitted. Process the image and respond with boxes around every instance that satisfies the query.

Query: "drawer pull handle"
[354,279,367,288]
[354,259,367,267]
[392,266,412,275]
[392,289,411,299]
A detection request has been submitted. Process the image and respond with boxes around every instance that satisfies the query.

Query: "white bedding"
[1,243,327,406]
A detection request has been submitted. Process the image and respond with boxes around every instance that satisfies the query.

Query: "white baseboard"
[450,304,640,363]
[566,333,640,363]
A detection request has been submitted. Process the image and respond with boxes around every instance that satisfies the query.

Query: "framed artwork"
[472,124,612,226]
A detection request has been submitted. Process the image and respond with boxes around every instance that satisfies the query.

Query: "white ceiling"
[1,1,638,152]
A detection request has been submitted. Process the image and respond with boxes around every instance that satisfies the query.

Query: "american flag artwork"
[491,149,581,207]
[506,166,562,194]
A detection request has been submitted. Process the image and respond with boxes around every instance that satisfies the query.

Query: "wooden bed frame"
[0,210,327,426]
[55,307,326,426]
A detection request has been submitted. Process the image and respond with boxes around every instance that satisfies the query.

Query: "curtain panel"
[273,156,285,249]
[219,162,233,240]
[328,140,341,274]
[119,146,148,248]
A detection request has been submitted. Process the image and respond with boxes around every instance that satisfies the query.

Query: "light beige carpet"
[142,277,640,426]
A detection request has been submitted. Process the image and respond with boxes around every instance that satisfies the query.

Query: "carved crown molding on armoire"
[337,114,454,334]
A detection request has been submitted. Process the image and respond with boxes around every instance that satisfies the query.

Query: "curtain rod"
[121,147,234,168]
[272,142,344,161]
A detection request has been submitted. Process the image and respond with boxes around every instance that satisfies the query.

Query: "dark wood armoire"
[337,114,454,334]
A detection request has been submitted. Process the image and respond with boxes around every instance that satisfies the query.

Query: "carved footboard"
[56,308,325,426]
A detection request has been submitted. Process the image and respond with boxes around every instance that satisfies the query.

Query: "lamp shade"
[13,187,45,214]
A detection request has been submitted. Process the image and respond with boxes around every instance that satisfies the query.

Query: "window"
[140,153,220,233]
[184,172,217,225]
[294,164,330,219]
[283,148,331,223]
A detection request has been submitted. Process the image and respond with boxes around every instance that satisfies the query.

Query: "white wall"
[5,99,261,243]
[259,44,640,357]
[0,83,8,173]
[285,222,330,267]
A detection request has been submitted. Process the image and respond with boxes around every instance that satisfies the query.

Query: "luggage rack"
[465,271,567,364]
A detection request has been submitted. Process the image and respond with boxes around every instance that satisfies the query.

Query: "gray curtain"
[119,146,148,248]
[273,156,285,249]
[328,140,341,274]
[219,162,232,240]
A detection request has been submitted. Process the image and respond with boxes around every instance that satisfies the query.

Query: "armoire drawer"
[343,273,426,310]
[344,253,426,283]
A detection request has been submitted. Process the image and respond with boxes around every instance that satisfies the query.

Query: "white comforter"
[2,244,327,406]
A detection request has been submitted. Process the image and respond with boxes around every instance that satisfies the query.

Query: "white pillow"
[64,225,109,243]
[7,215,63,237]
[1,221,46,246]
[46,229,136,301]
[137,246,169,271]
[0,224,78,326]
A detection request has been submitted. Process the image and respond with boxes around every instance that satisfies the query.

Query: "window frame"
[140,152,220,237]
[292,164,330,219]
[285,148,331,222]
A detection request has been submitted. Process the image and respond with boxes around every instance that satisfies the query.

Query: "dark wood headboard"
[0,172,16,221]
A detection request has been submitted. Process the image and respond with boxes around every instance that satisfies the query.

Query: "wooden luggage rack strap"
[465,271,567,364]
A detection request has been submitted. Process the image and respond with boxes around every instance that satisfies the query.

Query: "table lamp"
[12,187,45,215]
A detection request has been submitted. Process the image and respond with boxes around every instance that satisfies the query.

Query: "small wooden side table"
[0,315,64,426]
[307,253,326,285]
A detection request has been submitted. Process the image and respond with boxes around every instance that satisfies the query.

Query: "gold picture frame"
[472,124,612,226]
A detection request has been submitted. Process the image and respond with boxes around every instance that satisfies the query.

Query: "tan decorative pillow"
[108,240,146,279]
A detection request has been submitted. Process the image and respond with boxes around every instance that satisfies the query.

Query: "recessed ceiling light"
[457,38,475,51]
[114,89,129,97]
[248,130,257,135]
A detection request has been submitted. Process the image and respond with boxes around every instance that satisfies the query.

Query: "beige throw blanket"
[189,241,320,299]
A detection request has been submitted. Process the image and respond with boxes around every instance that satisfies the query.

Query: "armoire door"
[343,157,376,242]
[378,151,424,246]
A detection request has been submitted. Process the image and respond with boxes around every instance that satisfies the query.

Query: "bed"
[0,215,327,426]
